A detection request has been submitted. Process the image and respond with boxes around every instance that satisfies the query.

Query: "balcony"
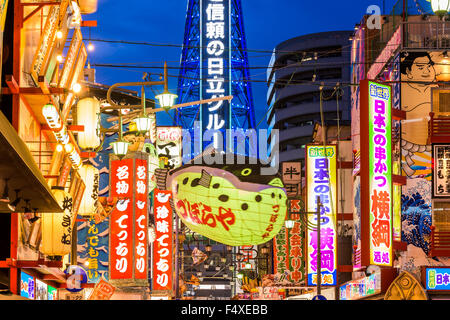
[428,112,450,144]
[429,227,450,257]
[403,21,450,50]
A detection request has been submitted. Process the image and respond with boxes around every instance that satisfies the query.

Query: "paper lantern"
[78,163,99,215]
[158,156,287,246]
[430,0,450,15]
[42,104,62,130]
[40,187,74,256]
[76,97,101,150]
[437,53,450,82]
[78,0,97,14]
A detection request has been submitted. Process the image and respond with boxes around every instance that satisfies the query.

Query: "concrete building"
[266,31,353,164]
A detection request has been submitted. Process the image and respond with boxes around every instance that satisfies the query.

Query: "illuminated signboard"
[156,127,182,170]
[273,222,305,284]
[201,0,230,150]
[109,153,149,286]
[433,145,450,198]
[153,189,173,292]
[30,1,70,85]
[306,145,337,286]
[47,285,57,300]
[339,272,381,300]
[163,160,287,246]
[20,272,35,300]
[360,80,392,267]
[426,268,450,290]
[35,279,48,300]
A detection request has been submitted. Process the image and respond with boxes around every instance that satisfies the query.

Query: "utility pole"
[316,195,322,296]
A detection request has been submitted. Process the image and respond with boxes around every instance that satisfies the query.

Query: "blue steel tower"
[176,0,256,161]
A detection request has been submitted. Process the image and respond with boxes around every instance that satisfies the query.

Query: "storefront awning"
[0,111,62,213]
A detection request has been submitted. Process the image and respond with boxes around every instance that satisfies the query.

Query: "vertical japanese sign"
[306,145,337,286]
[134,158,148,280]
[433,145,450,198]
[282,162,302,197]
[201,0,230,150]
[109,154,149,286]
[156,127,182,170]
[273,221,305,284]
[86,215,101,283]
[153,189,173,292]
[360,80,392,267]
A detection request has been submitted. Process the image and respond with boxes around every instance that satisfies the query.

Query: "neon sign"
[201,0,230,150]
[306,145,337,286]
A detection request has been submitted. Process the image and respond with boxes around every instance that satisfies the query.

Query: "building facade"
[267,31,353,164]
[347,12,450,300]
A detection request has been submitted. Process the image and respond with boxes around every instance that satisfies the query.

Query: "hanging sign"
[282,162,302,185]
[433,145,450,198]
[88,279,116,300]
[153,189,173,292]
[109,153,149,287]
[30,0,70,85]
[360,80,393,267]
[201,0,230,150]
[306,145,338,287]
[156,127,182,170]
[62,43,87,121]
[58,28,82,89]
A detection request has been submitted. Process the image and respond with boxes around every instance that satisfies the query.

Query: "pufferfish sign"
[155,153,288,246]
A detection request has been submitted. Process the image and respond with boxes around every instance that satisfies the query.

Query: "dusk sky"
[85,0,431,128]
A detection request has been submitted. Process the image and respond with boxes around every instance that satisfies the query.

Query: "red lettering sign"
[153,189,173,291]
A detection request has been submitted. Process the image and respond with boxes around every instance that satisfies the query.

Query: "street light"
[155,61,178,111]
[104,62,233,160]
[430,0,450,17]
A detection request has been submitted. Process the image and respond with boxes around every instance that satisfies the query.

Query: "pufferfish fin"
[268,178,284,188]
[155,168,169,190]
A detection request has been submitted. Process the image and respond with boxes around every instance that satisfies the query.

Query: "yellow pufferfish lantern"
[155,153,288,246]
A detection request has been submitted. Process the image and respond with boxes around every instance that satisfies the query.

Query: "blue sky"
[85,0,430,128]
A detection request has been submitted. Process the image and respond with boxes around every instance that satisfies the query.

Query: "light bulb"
[56,144,63,152]
[56,30,63,39]
[56,55,64,63]
[72,83,82,93]
[87,42,94,52]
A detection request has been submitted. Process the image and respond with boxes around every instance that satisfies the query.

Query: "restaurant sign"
[306,145,337,287]
[360,80,393,267]
[109,153,149,287]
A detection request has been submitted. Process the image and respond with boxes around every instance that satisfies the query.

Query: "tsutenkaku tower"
[176,0,256,161]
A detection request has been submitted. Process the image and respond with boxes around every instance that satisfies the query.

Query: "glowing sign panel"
[201,0,230,149]
[163,161,287,246]
[368,82,392,266]
[306,145,337,287]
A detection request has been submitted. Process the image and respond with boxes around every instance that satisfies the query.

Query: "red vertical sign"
[134,158,148,279]
[153,189,173,291]
[110,159,134,280]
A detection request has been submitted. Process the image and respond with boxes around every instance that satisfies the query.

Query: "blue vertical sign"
[201,0,230,152]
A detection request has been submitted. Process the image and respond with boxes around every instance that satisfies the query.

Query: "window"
[433,202,450,231]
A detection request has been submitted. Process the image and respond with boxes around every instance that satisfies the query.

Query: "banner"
[109,154,149,286]
[153,189,173,292]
